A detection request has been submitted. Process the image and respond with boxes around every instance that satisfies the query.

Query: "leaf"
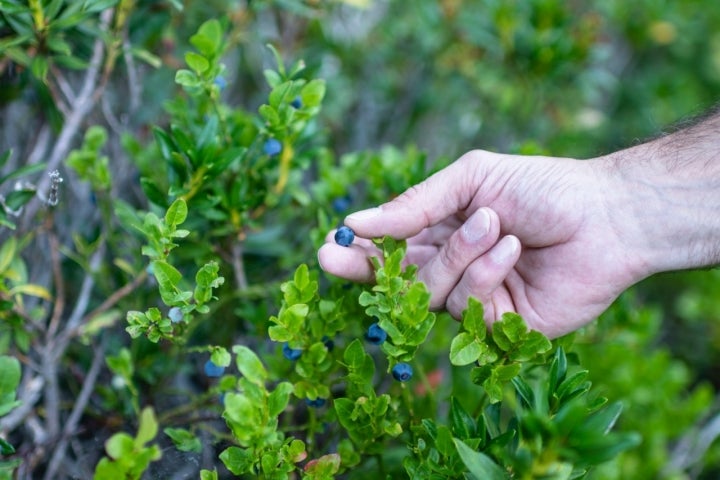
[232,345,267,386]
[135,407,159,447]
[461,297,486,338]
[4,189,35,210]
[8,283,52,300]
[164,428,202,453]
[268,382,293,417]
[449,332,482,366]
[0,162,45,187]
[185,51,209,74]
[453,438,508,480]
[219,446,253,475]
[449,397,476,439]
[164,198,188,228]
[0,237,17,274]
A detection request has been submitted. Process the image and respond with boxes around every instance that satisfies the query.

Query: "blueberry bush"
[1,0,720,479]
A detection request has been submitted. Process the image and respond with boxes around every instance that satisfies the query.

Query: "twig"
[122,37,141,113]
[0,374,44,433]
[231,242,249,290]
[20,9,113,229]
[46,214,65,339]
[666,407,720,476]
[43,339,106,480]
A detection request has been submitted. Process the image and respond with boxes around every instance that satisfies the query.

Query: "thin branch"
[0,374,44,432]
[46,215,65,339]
[43,339,106,480]
[231,241,249,290]
[20,9,113,229]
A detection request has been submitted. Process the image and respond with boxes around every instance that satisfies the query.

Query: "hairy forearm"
[598,109,720,278]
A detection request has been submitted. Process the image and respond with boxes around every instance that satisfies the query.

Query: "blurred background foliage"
[2,0,720,478]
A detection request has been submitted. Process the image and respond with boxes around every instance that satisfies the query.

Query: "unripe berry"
[391,363,413,382]
[334,226,355,247]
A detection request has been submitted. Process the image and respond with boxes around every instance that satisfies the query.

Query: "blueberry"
[391,363,413,382]
[322,336,335,352]
[204,359,225,378]
[365,323,387,345]
[331,195,352,213]
[213,76,227,91]
[263,138,282,156]
[290,96,302,109]
[282,343,303,361]
[334,226,355,247]
[168,307,183,323]
[305,397,326,408]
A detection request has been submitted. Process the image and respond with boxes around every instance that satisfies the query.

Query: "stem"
[231,241,249,290]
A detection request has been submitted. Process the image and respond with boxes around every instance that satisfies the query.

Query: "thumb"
[345,151,487,239]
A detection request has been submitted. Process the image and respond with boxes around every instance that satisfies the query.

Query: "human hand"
[318,150,648,338]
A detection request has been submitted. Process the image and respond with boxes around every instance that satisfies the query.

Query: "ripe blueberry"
[213,76,227,91]
[290,96,302,109]
[334,226,355,247]
[305,397,326,408]
[168,307,183,323]
[322,336,335,352]
[282,343,303,361]
[263,138,282,156]
[331,195,352,213]
[204,359,225,378]
[391,363,413,382]
[365,323,387,345]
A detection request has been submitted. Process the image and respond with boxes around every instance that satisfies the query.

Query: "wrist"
[596,136,720,278]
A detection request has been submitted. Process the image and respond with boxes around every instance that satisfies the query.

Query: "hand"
[318,150,647,338]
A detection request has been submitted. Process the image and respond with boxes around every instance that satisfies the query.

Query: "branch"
[20,9,113,229]
[43,340,106,480]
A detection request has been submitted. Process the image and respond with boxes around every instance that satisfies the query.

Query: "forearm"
[597,110,720,278]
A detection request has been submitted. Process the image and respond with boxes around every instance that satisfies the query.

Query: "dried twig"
[43,339,106,480]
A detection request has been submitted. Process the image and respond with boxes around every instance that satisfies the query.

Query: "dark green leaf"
[453,438,508,480]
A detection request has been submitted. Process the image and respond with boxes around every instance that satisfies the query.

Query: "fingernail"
[490,236,519,264]
[347,207,381,221]
[461,208,490,243]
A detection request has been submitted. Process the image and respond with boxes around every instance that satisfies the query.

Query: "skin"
[318,112,720,339]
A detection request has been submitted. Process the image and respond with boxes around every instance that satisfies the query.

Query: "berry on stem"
[290,96,302,109]
[263,138,282,156]
[282,343,303,361]
[334,226,355,247]
[392,363,413,382]
[365,323,387,345]
[204,359,225,378]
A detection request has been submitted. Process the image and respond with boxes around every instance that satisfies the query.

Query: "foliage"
[0,0,719,479]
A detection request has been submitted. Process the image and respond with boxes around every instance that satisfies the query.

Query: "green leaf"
[449,397,476,439]
[0,162,45,187]
[462,297,486,338]
[4,189,35,210]
[453,438,508,480]
[268,382,293,417]
[0,238,18,275]
[175,69,199,87]
[164,198,188,228]
[232,345,267,386]
[0,355,21,417]
[210,347,231,367]
[185,51,209,74]
[164,428,202,453]
[219,446,253,475]
[301,79,326,107]
[135,407,159,447]
[449,332,482,366]
[0,436,15,455]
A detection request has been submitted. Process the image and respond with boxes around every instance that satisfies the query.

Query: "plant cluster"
[0,1,719,479]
